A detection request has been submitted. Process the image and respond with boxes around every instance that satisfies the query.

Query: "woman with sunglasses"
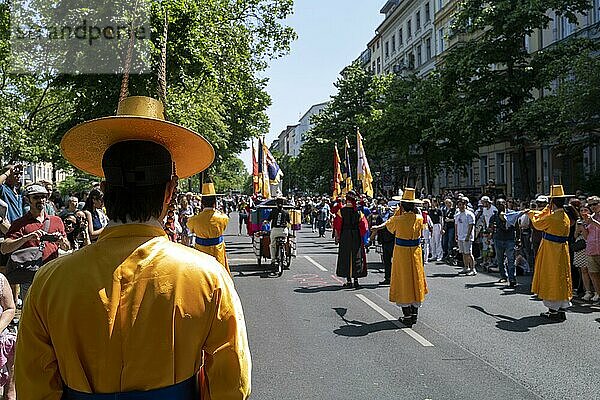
[61,212,91,252]
[82,188,108,242]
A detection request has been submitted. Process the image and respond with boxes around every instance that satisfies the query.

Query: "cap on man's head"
[535,195,549,203]
[102,140,173,188]
[481,196,491,202]
[25,184,49,197]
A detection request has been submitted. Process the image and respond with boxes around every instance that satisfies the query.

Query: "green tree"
[374,73,479,193]
[299,62,388,194]
[443,0,595,197]
[0,0,296,182]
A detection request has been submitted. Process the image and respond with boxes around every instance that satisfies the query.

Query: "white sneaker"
[591,293,600,302]
[582,291,594,301]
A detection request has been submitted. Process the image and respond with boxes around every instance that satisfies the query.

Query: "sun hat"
[60,96,215,179]
[392,188,423,204]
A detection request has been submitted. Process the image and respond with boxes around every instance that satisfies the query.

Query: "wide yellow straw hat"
[392,188,423,203]
[60,96,215,179]
[548,184,574,198]
[201,182,224,197]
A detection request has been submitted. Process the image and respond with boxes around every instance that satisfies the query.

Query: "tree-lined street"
[226,215,600,400]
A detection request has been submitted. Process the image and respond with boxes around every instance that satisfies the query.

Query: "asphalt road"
[225,214,600,400]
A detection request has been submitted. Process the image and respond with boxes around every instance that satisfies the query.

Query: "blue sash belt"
[395,238,421,247]
[62,376,197,400]
[196,236,224,246]
[542,233,568,244]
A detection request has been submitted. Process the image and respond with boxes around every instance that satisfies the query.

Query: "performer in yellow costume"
[372,188,428,327]
[15,96,251,399]
[528,184,573,322]
[188,182,230,274]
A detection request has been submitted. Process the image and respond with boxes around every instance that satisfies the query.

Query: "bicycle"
[273,235,293,277]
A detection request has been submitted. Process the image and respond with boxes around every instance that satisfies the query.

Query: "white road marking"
[228,258,257,263]
[304,255,328,271]
[355,293,434,347]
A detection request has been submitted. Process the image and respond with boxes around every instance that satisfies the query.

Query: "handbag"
[5,219,51,284]
[572,237,586,252]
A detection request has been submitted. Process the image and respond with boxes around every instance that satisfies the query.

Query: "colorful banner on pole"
[356,129,374,198]
[333,143,343,198]
[341,137,353,195]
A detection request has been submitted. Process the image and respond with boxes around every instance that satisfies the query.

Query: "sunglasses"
[32,195,47,200]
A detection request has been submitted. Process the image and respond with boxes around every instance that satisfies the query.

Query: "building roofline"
[298,101,330,122]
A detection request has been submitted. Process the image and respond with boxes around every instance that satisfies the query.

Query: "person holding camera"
[61,212,91,252]
[0,185,69,301]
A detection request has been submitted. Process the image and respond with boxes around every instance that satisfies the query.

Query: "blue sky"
[239,0,384,171]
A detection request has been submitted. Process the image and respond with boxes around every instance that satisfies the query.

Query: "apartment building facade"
[273,101,330,158]
[360,0,600,198]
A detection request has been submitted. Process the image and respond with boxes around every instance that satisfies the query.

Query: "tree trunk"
[517,144,531,199]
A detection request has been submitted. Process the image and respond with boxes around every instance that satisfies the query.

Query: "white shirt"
[455,209,476,241]
[482,205,498,227]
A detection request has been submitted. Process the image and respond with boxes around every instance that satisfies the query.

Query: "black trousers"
[382,242,394,281]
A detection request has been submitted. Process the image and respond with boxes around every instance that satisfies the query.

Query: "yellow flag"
[356,129,373,197]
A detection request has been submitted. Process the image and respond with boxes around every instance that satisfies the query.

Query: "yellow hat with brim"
[392,188,423,204]
[548,184,575,198]
[201,183,224,197]
[60,96,215,179]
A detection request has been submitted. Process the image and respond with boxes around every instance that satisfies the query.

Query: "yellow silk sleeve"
[15,279,63,400]
[528,206,551,231]
[203,269,251,400]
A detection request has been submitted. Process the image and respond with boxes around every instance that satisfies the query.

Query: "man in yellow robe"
[188,183,230,274]
[15,97,251,399]
[372,188,428,327]
[528,184,573,322]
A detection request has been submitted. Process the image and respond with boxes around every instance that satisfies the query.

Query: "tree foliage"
[0,0,295,184]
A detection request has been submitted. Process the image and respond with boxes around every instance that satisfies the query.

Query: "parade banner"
[252,140,259,195]
[257,138,270,198]
[356,129,374,198]
[341,137,353,195]
[333,143,343,198]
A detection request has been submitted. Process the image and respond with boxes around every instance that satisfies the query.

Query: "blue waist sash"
[196,236,224,246]
[62,376,197,400]
[542,233,568,244]
[395,238,421,247]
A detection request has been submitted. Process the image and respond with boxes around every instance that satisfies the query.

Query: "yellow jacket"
[528,206,572,301]
[385,211,428,305]
[188,209,230,273]
[15,223,251,399]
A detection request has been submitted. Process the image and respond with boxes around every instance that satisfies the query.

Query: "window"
[377,57,381,74]
[407,19,412,38]
[496,153,505,184]
[408,53,415,69]
[560,16,576,39]
[438,0,443,10]
[416,11,421,31]
[385,41,389,58]
[426,38,432,60]
[480,156,488,185]
[425,2,431,22]
[377,40,380,49]
[416,45,422,67]
[438,28,445,52]
[392,34,396,53]
[595,0,600,23]
[399,28,403,45]
[371,61,375,72]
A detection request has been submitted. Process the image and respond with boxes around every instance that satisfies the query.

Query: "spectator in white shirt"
[455,196,477,276]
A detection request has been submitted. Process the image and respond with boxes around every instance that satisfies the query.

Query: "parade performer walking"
[188,181,231,274]
[334,191,368,288]
[372,188,428,327]
[527,184,573,321]
[15,96,251,399]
